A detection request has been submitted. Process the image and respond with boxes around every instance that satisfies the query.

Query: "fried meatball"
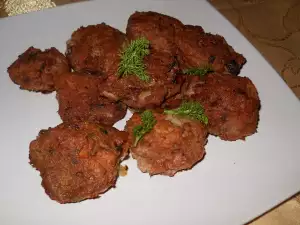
[7,47,70,92]
[54,72,127,126]
[100,51,181,109]
[66,18,183,109]
[29,122,129,204]
[125,112,208,176]
[182,73,260,141]
[176,25,246,75]
[66,23,126,76]
[126,11,184,55]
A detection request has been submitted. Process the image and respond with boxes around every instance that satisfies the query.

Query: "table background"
[1,0,300,224]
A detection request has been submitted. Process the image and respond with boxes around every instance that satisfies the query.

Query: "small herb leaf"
[133,110,156,147]
[183,66,213,76]
[118,37,150,82]
[164,101,208,125]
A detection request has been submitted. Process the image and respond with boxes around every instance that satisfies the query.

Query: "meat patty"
[7,47,70,92]
[176,25,246,75]
[54,72,127,126]
[166,73,260,141]
[125,112,208,176]
[100,51,181,109]
[29,122,129,204]
[99,12,184,109]
[126,11,184,55]
[66,23,126,77]
[66,16,183,109]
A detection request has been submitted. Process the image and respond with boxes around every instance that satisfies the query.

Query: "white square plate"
[0,1,300,224]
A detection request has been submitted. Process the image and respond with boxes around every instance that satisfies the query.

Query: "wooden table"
[1,0,300,224]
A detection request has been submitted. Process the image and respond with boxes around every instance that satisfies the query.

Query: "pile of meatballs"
[7,11,260,204]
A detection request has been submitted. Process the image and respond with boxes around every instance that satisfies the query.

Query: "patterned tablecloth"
[1,0,300,224]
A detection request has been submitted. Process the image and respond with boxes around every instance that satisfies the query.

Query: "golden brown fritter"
[54,72,127,126]
[168,73,260,141]
[125,11,183,101]
[125,112,208,176]
[100,51,181,109]
[187,74,260,140]
[66,23,126,77]
[126,11,184,55]
[66,22,182,109]
[29,122,130,204]
[7,47,70,92]
[127,12,245,75]
[176,25,246,75]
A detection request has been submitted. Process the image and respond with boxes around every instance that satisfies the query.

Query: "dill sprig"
[133,110,157,146]
[118,37,150,82]
[164,101,208,125]
[183,65,213,76]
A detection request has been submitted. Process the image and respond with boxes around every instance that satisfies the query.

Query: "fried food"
[125,112,208,176]
[11,10,261,204]
[176,73,260,141]
[176,25,246,75]
[66,22,181,109]
[126,11,184,55]
[101,51,181,109]
[66,23,126,76]
[7,47,69,92]
[103,11,185,109]
[55,72,127,126]
[29,122,129,204]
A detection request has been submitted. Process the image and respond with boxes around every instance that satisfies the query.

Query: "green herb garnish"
[133,110,157,146]
[118,37,150,82]
[183,66,213,76]
[164,101,208,125]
